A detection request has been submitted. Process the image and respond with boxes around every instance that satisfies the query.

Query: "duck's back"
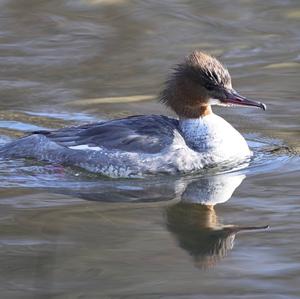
[33,115,179,155]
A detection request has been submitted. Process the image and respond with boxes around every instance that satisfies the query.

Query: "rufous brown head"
[160,51,266,118]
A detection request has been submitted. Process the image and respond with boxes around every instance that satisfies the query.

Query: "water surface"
[0,1,300,298]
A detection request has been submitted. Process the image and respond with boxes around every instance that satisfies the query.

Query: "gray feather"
[32,115,180,154]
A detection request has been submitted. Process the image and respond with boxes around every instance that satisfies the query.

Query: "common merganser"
[0,51,266,177]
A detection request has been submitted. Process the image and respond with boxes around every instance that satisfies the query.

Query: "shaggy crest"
[160,51,232,118]
[184,51,232,88]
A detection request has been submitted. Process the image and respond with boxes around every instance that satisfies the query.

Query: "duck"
[0,51,266,178]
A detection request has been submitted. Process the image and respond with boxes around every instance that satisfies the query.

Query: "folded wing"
[32,115,179,154]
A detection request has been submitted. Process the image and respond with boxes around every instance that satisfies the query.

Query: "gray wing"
[32,115,180,154]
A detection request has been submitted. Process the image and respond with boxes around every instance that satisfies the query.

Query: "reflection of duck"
[29,169,268,269]
[180,173,246,206]
[166,203,268,269]
[166,173,268,269]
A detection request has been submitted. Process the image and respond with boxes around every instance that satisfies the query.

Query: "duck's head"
[160,50,266,118]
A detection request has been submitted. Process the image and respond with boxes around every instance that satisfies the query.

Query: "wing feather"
[32,115,179,154]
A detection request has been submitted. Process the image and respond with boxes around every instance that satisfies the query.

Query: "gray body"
[0,115,188,177]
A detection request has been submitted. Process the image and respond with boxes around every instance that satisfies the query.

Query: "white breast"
[179,113,251,162]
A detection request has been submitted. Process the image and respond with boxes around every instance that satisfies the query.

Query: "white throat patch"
[208,98,222,105]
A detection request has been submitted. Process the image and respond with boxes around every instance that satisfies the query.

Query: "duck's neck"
[179,113,217,151]
[198,105,212,117]
[178,105,214,147]
[177,105,214,150]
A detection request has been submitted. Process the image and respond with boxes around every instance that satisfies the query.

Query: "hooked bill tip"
[260,103,267,111]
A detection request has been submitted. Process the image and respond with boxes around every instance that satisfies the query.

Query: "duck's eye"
[206,85,215,91]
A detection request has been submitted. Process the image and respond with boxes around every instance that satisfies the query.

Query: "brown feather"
[160,50,232,118]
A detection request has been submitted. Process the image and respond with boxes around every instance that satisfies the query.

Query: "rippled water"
[0,1,300,298]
